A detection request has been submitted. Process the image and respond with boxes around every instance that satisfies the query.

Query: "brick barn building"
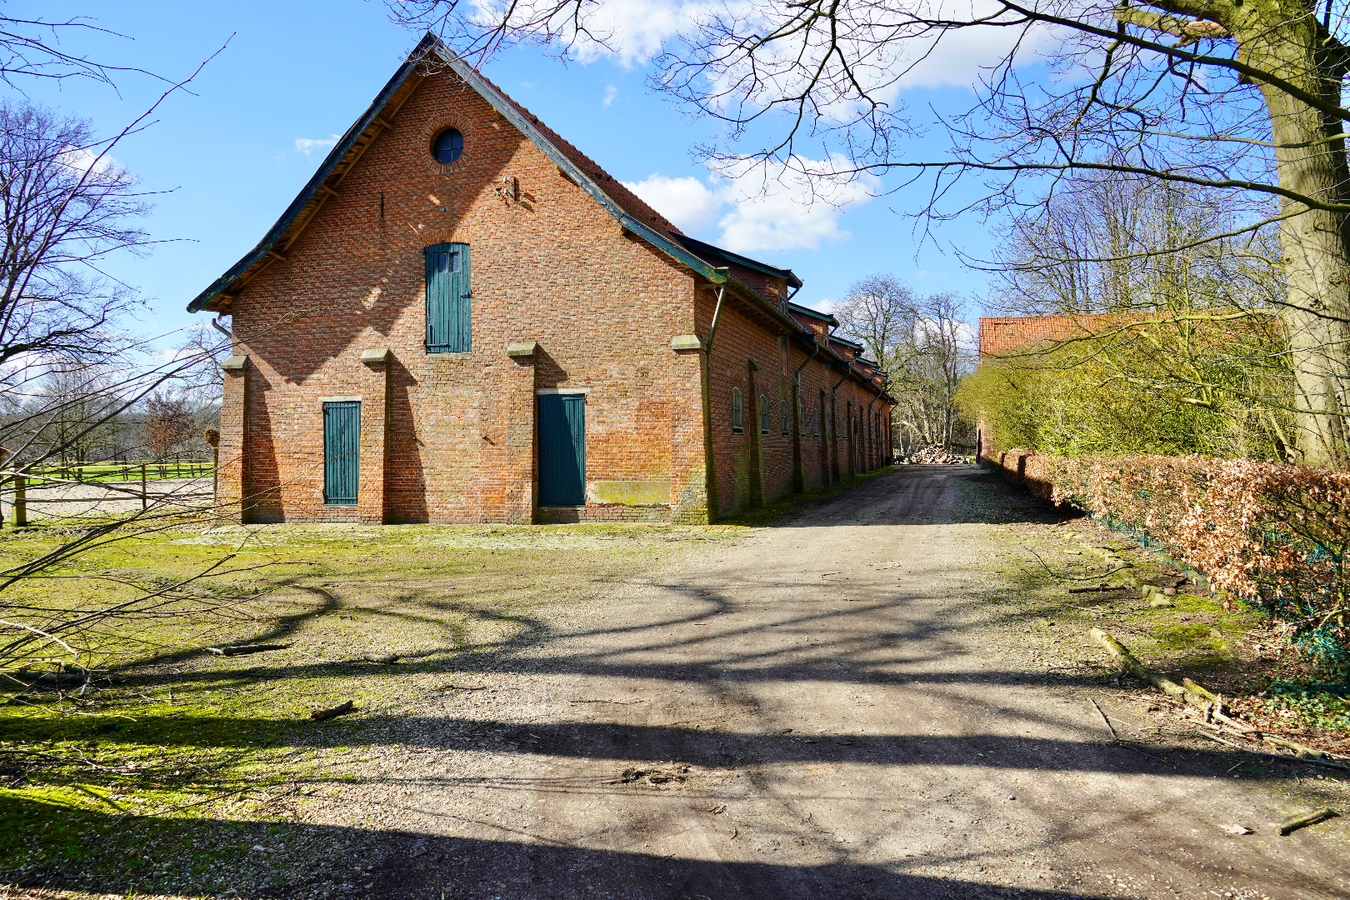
[189,35,893,524]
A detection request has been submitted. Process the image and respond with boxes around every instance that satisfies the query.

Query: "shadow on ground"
[1,792,1111,900]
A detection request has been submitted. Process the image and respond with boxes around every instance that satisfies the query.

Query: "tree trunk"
[1248,15,1350,467]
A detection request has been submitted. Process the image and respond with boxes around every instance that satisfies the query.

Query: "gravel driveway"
[280,465,1350,900]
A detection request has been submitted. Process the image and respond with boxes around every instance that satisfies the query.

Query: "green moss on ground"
[0,519,744,897]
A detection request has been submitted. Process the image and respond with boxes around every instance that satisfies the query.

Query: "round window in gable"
[431,128,464,164]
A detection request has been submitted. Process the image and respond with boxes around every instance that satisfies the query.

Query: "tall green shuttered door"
[425,242,471,353]
[323,401,360,506]
[537,394,585,506]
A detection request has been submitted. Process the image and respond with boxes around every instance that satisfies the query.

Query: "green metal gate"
[537,394,585,506]
[323,401,360,506]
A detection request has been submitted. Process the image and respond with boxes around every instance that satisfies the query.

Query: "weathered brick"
[198,49,891,524]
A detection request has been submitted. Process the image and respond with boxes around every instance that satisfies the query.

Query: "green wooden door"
[538,394,585,506]
[425,242,471,352]
[323,401,360,506]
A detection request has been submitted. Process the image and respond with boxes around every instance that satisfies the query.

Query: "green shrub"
[991,451,1350,674]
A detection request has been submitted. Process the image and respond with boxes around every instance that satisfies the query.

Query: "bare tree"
[0,101,152,374]
[989,172,1296,457]
[835,275,972,450]
[392,0,1350,466]
[831,274,915,378]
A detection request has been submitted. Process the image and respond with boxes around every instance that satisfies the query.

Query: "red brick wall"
[705,298,795,513]
[702,293,894,515]
[225,69,705,523]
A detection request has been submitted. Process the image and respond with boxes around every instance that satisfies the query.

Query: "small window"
[431,128,464,164]
[813,407,820,437]
[798,399,806,438]
[731,388,743,434]
[780,399,790,436]
[758,395,769,435]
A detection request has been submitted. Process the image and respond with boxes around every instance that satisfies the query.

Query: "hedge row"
[992,450,1350,671]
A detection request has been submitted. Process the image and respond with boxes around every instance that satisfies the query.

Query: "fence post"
[13,475,26,526]
[141,463,147,511]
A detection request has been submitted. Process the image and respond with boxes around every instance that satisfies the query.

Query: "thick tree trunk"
[1248,16,1350,467]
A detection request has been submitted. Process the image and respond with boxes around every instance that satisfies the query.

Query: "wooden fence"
[0,463,215,526]
[25,459,213,483]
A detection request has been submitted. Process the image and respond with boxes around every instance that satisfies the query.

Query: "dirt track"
[320,466,1350,899]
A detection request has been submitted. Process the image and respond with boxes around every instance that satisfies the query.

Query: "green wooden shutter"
[538,394,586,506]
[323,401,360,506]
[425,242,471,352]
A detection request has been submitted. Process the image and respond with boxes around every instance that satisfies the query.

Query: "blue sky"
[10,0,999,351]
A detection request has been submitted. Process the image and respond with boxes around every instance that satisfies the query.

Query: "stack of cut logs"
[899,446,970,465]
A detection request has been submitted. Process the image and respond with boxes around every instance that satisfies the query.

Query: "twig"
[1089,697,1119,741]
[1028,546,1130,581]
[1115,742,1170,763]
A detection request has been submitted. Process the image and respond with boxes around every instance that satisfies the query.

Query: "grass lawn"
[0,517,748,897]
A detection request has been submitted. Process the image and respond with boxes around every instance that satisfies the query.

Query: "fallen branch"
[1194,731,1350,773]
[10,669,89,687]
[1279,808,1338,836]
[1090,628,1218,710]
[310,700,354,721]
[1264,735,1329,759]
[206,643,292,657]
[363,653,399,664]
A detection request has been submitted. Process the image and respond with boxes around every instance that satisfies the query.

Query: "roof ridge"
[465,64,682,239]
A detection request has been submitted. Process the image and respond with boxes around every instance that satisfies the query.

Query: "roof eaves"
[433,44,727,286]
[788,301,838,327]
[670,234,803,289]
[187,33,440,314]
[722,274,805,336]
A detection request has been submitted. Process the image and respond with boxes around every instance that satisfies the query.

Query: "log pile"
[900,446,970,465]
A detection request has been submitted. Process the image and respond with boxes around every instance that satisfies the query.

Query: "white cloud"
[603,84,619,106]
[294,135,339,157]
[479,0,1049,97]
[916,316,979,354]
[625,155,879,253]
[624,173,724,233]
[715,156,879,253]
[59,145,123,180]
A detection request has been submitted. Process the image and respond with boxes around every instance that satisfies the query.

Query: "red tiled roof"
[978,315,1110,358]
[472,68,682,239]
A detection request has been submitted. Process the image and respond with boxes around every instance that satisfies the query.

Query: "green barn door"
[537,394,585,506]
[323,401,360,506]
